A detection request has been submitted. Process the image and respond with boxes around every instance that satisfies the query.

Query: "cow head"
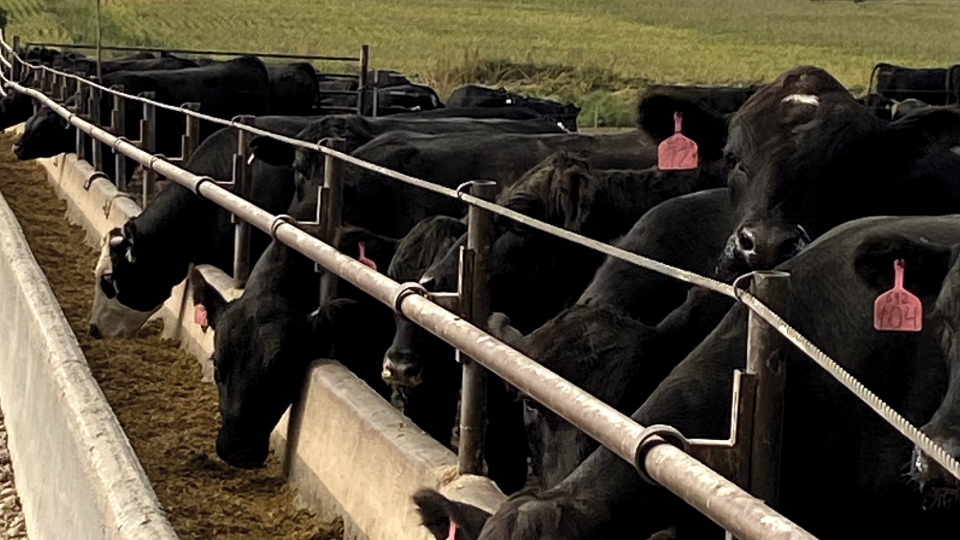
[14,104,73,160]
[719,66,960,278]
[910,244,960,505]
[89,226,165,339]
[383,217,467,390]
[191,262,328,469]
[0,91,35,131]
[195,227,396,469]
[852,233,960,507]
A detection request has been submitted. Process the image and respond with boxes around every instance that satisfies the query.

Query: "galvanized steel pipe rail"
[23,41,362,63]
[4,77,816,540]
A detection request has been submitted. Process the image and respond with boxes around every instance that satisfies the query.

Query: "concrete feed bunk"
[0,164,178,539]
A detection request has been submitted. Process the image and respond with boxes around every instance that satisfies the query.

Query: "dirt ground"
[0,131,341,540]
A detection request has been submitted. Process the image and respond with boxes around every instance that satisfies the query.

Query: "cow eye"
[522,399,540,419]
[99,273,118,299]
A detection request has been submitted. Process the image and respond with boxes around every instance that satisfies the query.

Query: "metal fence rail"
[15,39,371,115]
[23,41,363,63]
[4,35,960,537]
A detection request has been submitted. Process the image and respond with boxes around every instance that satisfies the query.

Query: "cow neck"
[131,182,214,268]
[243,240,319,314]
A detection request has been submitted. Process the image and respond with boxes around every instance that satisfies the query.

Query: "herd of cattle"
[5,46,960,539]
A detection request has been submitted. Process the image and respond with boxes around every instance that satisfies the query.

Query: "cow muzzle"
[381,355,423,388]
[720,222,809,278]
[216,429,269,469]
[911,440,960,509]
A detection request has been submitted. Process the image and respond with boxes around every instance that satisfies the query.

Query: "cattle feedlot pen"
[13,50,958,487]
[3,80,815,540]
[2,38,958,536]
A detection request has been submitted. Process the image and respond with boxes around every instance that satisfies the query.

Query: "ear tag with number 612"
[874,259,922,332]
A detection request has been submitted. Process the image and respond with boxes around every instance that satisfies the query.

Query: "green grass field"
[5,0,960,126]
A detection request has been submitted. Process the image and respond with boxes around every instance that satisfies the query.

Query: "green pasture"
[5,0,960,126]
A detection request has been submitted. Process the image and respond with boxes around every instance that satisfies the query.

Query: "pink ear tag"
[657,112,699,170]
[874,259,922,332]
[194,303,209,330]
[357,241,377,271]
[445,519,458,540]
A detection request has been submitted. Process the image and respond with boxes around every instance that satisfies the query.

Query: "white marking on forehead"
[781,94,820,107]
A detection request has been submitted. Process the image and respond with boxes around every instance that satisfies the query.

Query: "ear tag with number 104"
[874,259,922,332]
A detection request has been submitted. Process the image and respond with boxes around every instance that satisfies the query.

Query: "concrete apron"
[9,124,506,540]
[0,185,178,537]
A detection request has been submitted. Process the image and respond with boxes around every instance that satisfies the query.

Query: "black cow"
[90,115,319,338]
[485,190,736,487]
[415,214,960,539]
[637,66,960,278]
[66,54,197,78]
[383,156,727,489]
[448,85,581,132]
[249,114,566,160]
[253,129,655,239]
[14,56,271,188]
[188,199,400,469]
[0,55,199,132]
[393,106,547,123]
[719,66,960,277]
[337,131,654,238]
[641,84,757,116]
[891,98,931,120]
[873,62,960,106]
[368,84,444,116]
[264,62,321,115]
[857,92,896,120]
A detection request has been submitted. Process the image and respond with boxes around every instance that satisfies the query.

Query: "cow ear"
[556,165,596,231]
[190,266,229,329]
[885,106,960,161]
[249,136,295,166]
[852,234,956,297]
[637,93,729,161]
[488,312,524,348]
[413,489,491,540]
[335,225,399,268]
[122,221,137,246]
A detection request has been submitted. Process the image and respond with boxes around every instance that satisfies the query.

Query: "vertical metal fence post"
[180,102,201,164]
[50,72,61,101]
[746,271,790,509]
[40,69,50,93]
[458,182,498,476]
[357,44,369,115]
[11,36,19,82]
[74,81,87,160]
[58,73,69,103]
[371,70,380,118]
[89,80,103,172]
[318,138,346,306]
[140,92,156,206]
[111,86,127,191]
[231,115,255,288]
